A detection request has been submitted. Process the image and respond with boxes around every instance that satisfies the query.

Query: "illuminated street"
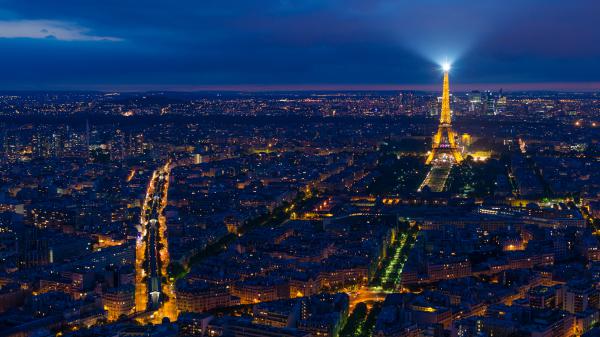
[135,163,177,322]
[348,287,388,310]
[349,226,419,311]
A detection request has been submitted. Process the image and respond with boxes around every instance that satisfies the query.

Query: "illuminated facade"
[175,282,236,313]
[102,286,135,321]
[425,69,464,164]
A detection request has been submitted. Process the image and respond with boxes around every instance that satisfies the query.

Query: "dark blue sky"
[0,0,599,91]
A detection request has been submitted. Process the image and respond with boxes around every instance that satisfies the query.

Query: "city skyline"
[1,2,600,337]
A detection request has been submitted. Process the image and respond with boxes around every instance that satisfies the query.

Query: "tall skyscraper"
[484,91,497,115]
[467,90,482,113]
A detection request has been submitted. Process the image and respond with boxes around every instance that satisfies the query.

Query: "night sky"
[1,0,599,91]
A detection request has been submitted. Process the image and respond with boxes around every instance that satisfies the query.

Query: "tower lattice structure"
[425,70,464,164]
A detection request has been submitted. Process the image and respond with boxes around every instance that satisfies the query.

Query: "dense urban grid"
[0,84,599,337]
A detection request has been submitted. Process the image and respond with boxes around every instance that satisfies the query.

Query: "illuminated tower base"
[425,67,463,165]
[425,125,463,164]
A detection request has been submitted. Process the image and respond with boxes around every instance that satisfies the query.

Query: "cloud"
[0,19,122,41]
[0,1,599,88]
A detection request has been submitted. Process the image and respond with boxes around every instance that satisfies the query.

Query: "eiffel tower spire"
[425,68,463,164]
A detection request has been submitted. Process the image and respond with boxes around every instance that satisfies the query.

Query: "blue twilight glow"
[0,0,599,90]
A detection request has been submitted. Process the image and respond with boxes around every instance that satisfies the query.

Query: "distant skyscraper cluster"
[466,90,507,116]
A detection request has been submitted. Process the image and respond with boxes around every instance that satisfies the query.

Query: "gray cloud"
[0,19,122,41]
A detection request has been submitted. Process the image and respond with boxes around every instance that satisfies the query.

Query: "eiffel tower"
[425,65,464,165]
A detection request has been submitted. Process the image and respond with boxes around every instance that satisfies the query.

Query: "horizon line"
[2,82,600,93]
